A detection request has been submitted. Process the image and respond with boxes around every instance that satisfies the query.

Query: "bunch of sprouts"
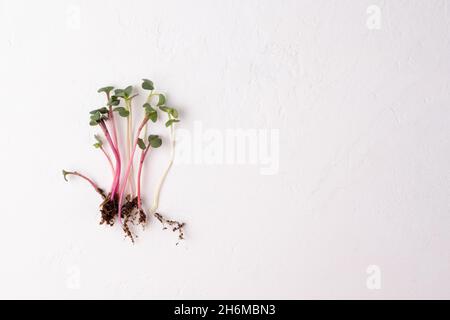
[63,79,184,243]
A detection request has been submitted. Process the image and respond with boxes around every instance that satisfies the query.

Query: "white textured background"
[0,0,449,299]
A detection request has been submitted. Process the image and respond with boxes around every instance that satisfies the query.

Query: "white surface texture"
[0,0,449,299]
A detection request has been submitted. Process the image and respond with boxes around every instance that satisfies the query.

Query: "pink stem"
[106,93,119,148]
[66,171,104,196]
[105,95,119,193]
[117,117,149,224]
[99,121,121,199]
[137,146,151,209]
[100,145,115,175]
[108,105,119,150]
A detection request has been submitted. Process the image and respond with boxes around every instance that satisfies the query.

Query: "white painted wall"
[0,0,449,299]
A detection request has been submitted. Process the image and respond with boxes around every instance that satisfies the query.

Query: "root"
[99,195,118,226]
[99,194,146,243]
[138,209,147,225]
[121,195,138,243]
[154,212,185,245]
[97,194,183,245]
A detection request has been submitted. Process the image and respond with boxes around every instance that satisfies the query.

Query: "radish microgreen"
[63,79,185,243]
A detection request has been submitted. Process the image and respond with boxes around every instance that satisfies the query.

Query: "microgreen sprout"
[112,85,138,196]
[136,134,162,226]
[93,135,114,175]
[150,105,180,213]
[62,170,105,198]
[63,79,185,243]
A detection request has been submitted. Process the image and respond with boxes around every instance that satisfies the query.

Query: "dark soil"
[99,195,118,226]
[138,209,147,225]
[97,194,184,244]
[121,195,139,243]
[154,212,185,245]
[99,194,147,243]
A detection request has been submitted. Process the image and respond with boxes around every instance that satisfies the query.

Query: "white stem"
[137,91,153,189]
[149,122,175,214]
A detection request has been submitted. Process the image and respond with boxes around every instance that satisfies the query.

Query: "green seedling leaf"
[90,111,102,121]
[165,119,180,127]
[169,108,179,118]
[93,135,103,148]
[97,86,114,94]
[90,120,98,126]
[94,134,102,143]
[137,138,146,150]
[159,106,179,118]
[124,85,133,97]
[90,107,108,115]
[114,107,129,117]
[114,89,125,98]
[142,79,154,90]
[148,135,162,148]
[148,110,157,122]
[108,96,120,106]
[144,103,157,122]
[149,111,157,122]
[157,94,166,106]
[62,170,70,181]
[159,106,170,113]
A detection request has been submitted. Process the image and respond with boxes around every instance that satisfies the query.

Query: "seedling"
[63,79,185,243]
[148,102,184,242]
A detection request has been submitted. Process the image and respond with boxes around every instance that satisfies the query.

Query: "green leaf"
[124,85,133,97]
[144,103,157,122]
[108,96,120,106]
[137,138,146,150]
[159,106,179,118]
[90,111,102,121]
[169,108,179,118]
[89,120,98,126]
[165,119,180,127]
[90,107,108,115]
[157,94,166,106]
[97,86,114,94]
[94,134,103,144]
[62,170,70,181]
[149,110,157,122]
[142,79,154,90]
[114,107,129,117]
[159,106,170,113]
[93,142,102,148]
[148,135,162,148]
[114,89,125,98]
